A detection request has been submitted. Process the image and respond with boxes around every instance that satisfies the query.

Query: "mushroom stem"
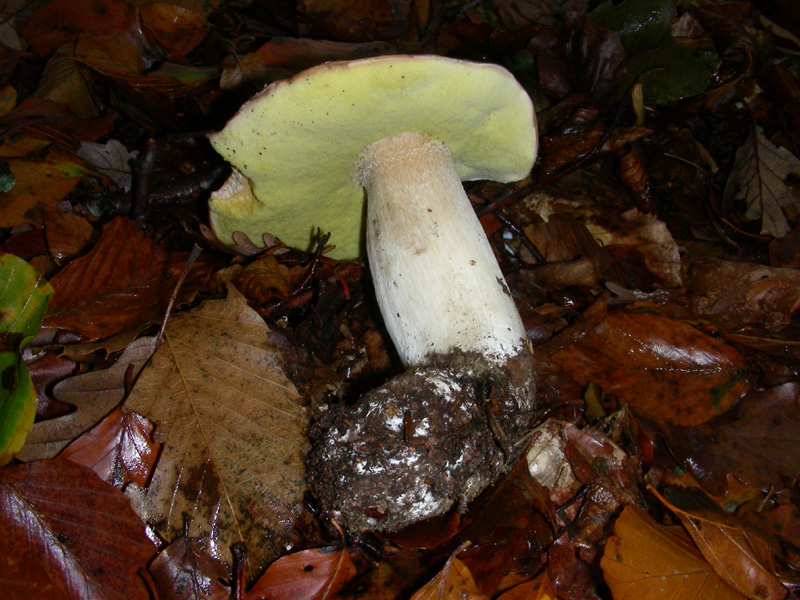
[356,131,526,368]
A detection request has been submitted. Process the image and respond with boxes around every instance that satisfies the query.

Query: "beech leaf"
[246,547,357,600]
[0,458,155,600]
[150,534,230,600]
[549,309,748,426]
[410,555,488,600]
[601,505,746,600]
[60,407,160,489]
[123,286,309,579]
[724,125,800,238]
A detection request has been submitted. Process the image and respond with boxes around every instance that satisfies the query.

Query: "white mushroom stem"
[356,131,526,368]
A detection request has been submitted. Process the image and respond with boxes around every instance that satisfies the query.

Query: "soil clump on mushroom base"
[307,350,535,532]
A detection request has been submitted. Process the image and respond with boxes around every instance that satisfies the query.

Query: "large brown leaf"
[246,547,357,600]
[123,287,309,580]
[0,458,155,600]
[549,309,748,426]
[601,505,746,600]
[45,216,210,339]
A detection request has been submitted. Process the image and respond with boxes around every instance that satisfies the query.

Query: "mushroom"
[209,55,538,531]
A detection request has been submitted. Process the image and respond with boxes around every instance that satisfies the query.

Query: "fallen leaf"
[76,139,136,191]
[41,206,96,265]
[61,407,160,489]
[139,3,207,60]
[652,489,788,600]
[123,286,309,580]
[496,571,557,599]
[0,458,155,600]
[246,547,356,600]
[44,216,211,339]
[150,533,230,600]
[724,125,800,238]
[18,335,157,461]
[411,555,488,600]
[549,309,749,426]
[0,150,85,228]
[601,505,746,599]
[0,253,53,464]
[670,382,800,495]
[35,44,102,119]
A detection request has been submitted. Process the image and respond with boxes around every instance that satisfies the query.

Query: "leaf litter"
[1,0,800,598]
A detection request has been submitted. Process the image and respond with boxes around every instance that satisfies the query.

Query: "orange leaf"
[497,571,557,600]
[246,547,356,600]
[601,505,746,600]
[410,556,488,600]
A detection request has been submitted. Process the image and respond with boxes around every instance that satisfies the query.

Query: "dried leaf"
[139,3,207,60]
[246,547,356,600]
[61,407,160,489]
[601,505,746,600]
[150,534,230,600]
[45,216,210,339]
[496,571,557,599]
[123,287,309,579]
[41,206,96,265]
[35,44,101,119]
[549,309,748,426]
[18,335,157,461]
[724,125,800,238]
[0,458,155,600]
[411,555,488,600]
[76,139,136,191]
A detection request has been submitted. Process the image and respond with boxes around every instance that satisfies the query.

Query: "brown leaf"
[18,335,157,461]
[123,287,309,580]
[18,0,141,58]
[61,407,161,489]
[549,309,749,426]
[139,3,207,60]
[246,547,356,600]
[669,506,787,600]
[672,382,800,495]
[410,555,488,600]
[74,34,144,77]
[45,216,211,339]
[0,458,155,600]
[496,571,557,599]
[42,206,96,265]
[601,505,746,600]
[150,534,230,600]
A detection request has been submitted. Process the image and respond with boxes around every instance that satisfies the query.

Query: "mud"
[306,350,536,532]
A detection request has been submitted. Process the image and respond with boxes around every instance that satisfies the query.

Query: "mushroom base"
[306,350,535,532]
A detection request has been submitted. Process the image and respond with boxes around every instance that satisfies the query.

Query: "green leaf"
[590,0,675,55]
[590,0,718,104]
[0,254,54,465]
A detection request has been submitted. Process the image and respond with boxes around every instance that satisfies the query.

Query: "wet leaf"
[60,407,160,489]
[496,571,557,599]
[246,547,357,600]
[0,458,155,600]
[150,534,230,600]
[45,216,211,339]
[123,286,309,580]
[549,309,748,426]
[0,253,53,465]
[601,505,746,600]
[410,555,488,600]
[76,139,136,191]
[139,3,207,60]
[41,207,96,265]
[724,125,800,238]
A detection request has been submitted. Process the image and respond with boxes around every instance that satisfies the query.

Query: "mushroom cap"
[209,54,538,259]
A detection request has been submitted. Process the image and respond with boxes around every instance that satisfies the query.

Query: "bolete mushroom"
[209,55,538,531]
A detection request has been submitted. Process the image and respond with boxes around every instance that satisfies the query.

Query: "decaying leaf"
[60,407,160,489]
[123,286,309,580]
[724,125,800,238]
[246,547,357,600]
[601,505,746,600]
[549,308,748,426]
[18,335,156,461]
[150,533,230,600]
[0,458,155,600]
